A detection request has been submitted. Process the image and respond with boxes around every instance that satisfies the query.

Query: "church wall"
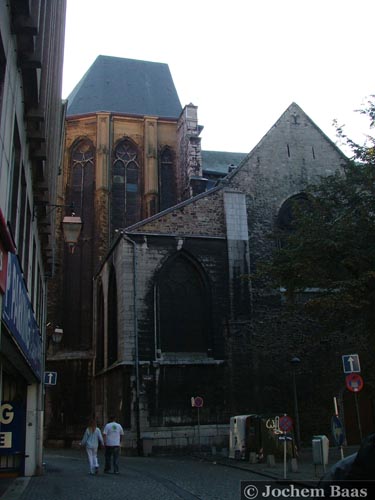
[131,188,226,238]
[53,100,375,449]
[95,231,232,433]
[65,117,97,148]
[157,121,178,148]
[228,106,347,267]
[109,234,231,363]
[218,105,374,442]
[112,116,144,145]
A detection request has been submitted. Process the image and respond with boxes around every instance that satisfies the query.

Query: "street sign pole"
[197,406,201,453]
[354,393,363,442]
[343,361,364,444]
[333,397,344,460]
[278,414,293,479]
[191,396,203,453]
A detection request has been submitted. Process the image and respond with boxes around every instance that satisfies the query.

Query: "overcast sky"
[62,0,375,155]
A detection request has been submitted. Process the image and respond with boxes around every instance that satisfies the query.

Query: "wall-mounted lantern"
[62,215,83,253]
[52,327,64,344]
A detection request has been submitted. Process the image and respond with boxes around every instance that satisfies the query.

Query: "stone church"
[45,55,374,452]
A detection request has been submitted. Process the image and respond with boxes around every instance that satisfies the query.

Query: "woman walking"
[81,418,104,475]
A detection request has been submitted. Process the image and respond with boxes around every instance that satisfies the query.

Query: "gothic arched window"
[111,139,141,235]
[107,266,118,365]
[159,146,176,210]
[70,138,95,216]
[276,193,310,248]
[63,138,95,349]
[157,253,211,353]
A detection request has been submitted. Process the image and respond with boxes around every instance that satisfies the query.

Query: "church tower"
[44,56,204,440]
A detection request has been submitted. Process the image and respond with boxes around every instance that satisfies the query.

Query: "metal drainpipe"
[121,234,142,456]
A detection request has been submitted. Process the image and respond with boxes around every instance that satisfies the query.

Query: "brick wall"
[130,188,226,237]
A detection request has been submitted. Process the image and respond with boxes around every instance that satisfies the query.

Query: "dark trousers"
[104,446,120,472]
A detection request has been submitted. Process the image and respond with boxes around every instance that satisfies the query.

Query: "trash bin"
[312,435,329,466]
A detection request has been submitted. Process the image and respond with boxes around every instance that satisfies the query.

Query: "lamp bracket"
[33,202,75,220]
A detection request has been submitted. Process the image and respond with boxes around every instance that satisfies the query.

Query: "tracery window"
[62,138,95,349]
[157,253,210,353]
[159,147,177,210]
[70,139,95,215]
[111,139,141,235]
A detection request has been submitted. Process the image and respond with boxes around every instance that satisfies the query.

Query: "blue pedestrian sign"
[44,371,57,386]
[331,415,345,446]
[342,354,360,374]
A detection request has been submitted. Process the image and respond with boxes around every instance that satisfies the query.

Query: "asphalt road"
[17,449,270,500]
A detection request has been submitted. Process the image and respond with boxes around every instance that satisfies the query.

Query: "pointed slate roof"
[67,55,182,118]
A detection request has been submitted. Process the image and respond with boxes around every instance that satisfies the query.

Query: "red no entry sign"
[345,373,364,393]
[279,415,293,432]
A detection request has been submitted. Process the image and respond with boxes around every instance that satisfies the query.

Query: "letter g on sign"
[0,404,15,425]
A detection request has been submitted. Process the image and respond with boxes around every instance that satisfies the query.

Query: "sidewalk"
[200,445,358,485]
[0,476,30,500]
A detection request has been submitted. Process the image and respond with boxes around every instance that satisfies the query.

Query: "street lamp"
[52,327,63,344]
[33,202,83,253]
[62,215,82,253]
[291,356,301,450]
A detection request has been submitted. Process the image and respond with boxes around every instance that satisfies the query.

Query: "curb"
[193,454,321,487]
[2,477,30,500]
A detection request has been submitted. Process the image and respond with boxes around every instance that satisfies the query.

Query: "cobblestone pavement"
[0,445,359,500]
[1,449,273,500]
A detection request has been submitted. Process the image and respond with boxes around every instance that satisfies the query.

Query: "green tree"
[261,97,375,334]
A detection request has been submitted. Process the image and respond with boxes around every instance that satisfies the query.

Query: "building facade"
[45,53,375,452]
[0,0,66,476]
[94,103,375,451]
[45,56,217,443]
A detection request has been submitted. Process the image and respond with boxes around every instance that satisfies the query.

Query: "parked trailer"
[229,414,296,461]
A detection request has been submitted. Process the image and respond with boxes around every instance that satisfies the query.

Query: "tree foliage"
[261,96,375,333]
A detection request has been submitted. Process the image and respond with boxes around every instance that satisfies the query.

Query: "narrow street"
[15,449,272,500]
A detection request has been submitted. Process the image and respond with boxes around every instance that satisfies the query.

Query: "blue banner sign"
[2,253,42,379]
[0,401,26,456]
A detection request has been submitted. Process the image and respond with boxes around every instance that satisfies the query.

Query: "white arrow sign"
[342,354,360,374]
[44,371,57,385]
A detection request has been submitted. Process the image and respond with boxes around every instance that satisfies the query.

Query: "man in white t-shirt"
[103,416,124,474]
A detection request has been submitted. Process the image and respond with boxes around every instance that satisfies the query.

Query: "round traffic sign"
[345,373,364,393]
[279,415,293,432]
[191,396,204,408]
